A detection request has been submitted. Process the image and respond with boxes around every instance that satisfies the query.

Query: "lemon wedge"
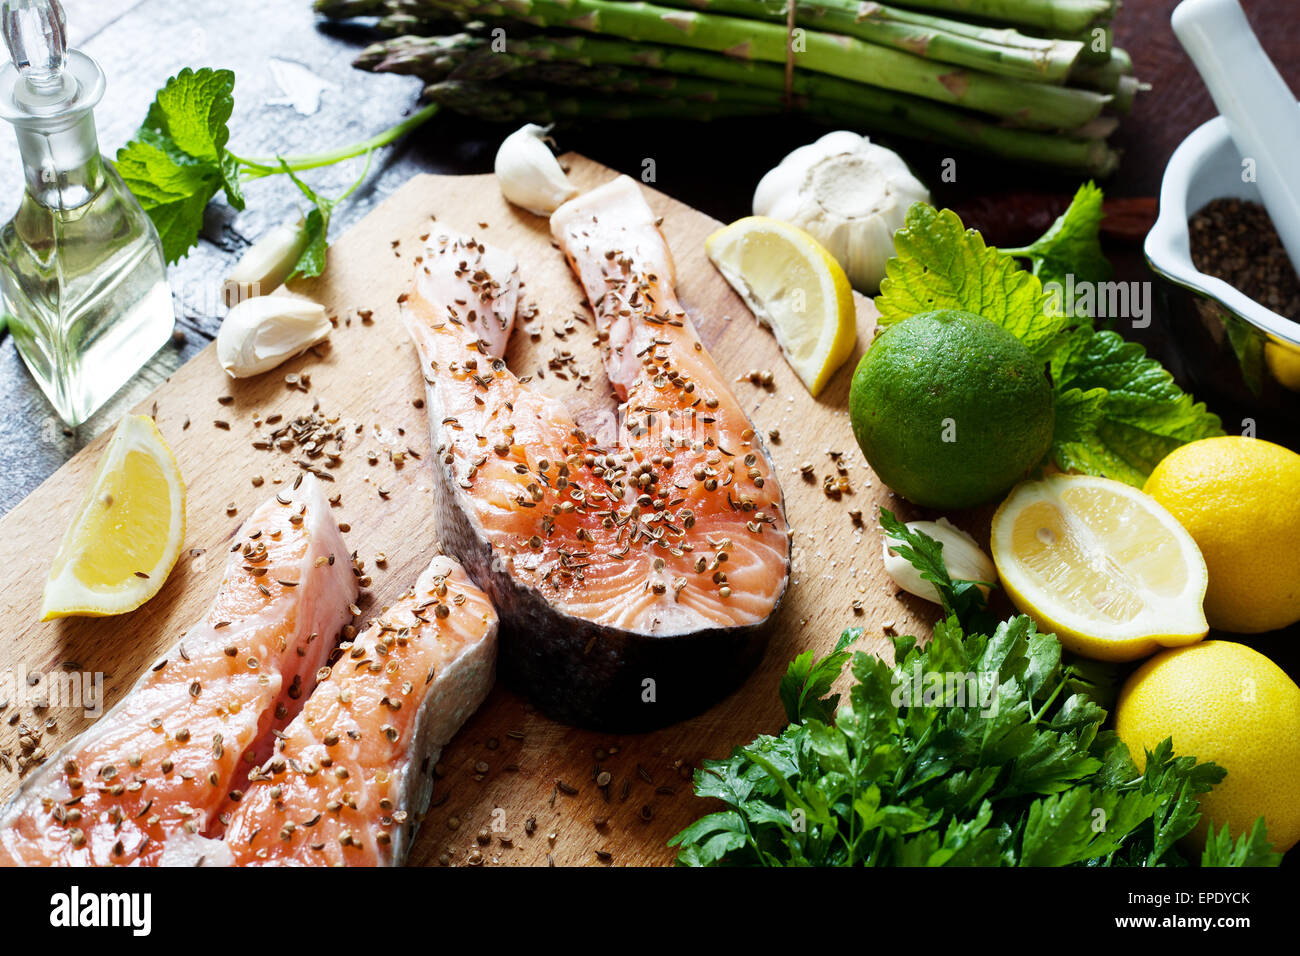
[41,414,186,620]
[991,474,1209,662]
[705,216,856,397]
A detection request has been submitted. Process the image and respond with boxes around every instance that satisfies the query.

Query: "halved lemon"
[41,414,186,620]
[705,216,856,397]
[991,474,1209,662]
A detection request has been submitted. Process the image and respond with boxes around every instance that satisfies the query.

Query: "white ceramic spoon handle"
[1172,0,1300,272]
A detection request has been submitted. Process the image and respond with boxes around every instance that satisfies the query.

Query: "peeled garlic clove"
[217,295,331,379]
[222,216,309,306]
[882,517,996,605]
[495,124,578,216]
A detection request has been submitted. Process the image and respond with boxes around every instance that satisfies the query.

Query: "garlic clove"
[222,216,309,306]
[217,294,332,379]
[495,123,579,216]
[882,518,997,606]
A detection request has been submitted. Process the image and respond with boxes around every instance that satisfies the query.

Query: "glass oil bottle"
[0,0,172,426]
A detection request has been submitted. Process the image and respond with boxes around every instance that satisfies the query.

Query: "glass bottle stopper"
[2,0,71,108]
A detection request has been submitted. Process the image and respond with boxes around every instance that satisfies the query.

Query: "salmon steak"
[217,555,497,865]
[0,477,357,866]
[403,175,791,730]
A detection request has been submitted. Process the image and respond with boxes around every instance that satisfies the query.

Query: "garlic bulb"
[217,295,332,379]
[495,124,579,215]
[222,216,309,306]
[882,518,996,606]
[752,131,929,292]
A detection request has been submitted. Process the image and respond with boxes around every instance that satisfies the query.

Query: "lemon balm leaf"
[875,199,1222,487]
[875,203,1068,361]
[1050,328,1224,485]
[1049,385,1148,484]
[273,160,336,282]
[1004,181,1111,293]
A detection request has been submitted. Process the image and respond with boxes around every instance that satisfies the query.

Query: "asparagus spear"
[426,79,775,121]
[355,31,485,75]
[313,0,386,14]
[1035,23,1114,64]
[375,13,460,36]
[609,0,1087,83]
[382,0,1111,128]
[361,32,1133,111]
[425,75,1118,174]
[357,31,1118,172]
[1071,48,1148,112]
[883,0,1117,34]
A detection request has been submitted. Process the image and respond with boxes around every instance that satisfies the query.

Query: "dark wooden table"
[0,0,1296,513]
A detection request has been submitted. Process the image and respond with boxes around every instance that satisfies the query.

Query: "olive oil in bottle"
[0,0,172,426]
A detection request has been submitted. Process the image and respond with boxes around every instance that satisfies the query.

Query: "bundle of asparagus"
[315,0,1146,174]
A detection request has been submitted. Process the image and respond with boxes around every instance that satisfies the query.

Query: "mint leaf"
[115,67,243,263]
[114,132,224,264]
[876,203,1069,361]
[144,68,235,166]
[141,67,243,212]
[1049,327,1223,485]
[1004,181,1111,294]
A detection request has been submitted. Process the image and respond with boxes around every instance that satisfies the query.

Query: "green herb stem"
[234,102,439,180]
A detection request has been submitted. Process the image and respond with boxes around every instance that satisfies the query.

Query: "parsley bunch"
[669,513,1279,867]
[874,186,1223,488]
[113,68,437,271]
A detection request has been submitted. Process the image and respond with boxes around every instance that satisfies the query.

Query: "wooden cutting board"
[0,155,942,866]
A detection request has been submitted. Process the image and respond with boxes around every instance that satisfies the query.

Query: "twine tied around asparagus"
[783,0,796,109]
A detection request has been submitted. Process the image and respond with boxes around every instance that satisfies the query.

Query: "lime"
[849,310,1053,509]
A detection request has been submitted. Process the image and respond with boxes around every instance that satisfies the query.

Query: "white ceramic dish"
[1145,113,1300,402]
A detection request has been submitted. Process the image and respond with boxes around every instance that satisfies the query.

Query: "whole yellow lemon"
[1265,342,1300,392]
[1116,640,1300,853]
[1144,436,1300,633]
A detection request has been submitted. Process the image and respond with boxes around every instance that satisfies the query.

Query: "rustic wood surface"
[0,156,945,867]
[2,0,1299,511]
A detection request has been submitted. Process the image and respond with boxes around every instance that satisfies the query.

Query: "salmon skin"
[219,555,497,865]
[0,477,356,866]
[403,175,790,730]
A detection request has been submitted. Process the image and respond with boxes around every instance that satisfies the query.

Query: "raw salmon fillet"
[403,175,790,729]
[0,477,356,866]
[219,555,497,865]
